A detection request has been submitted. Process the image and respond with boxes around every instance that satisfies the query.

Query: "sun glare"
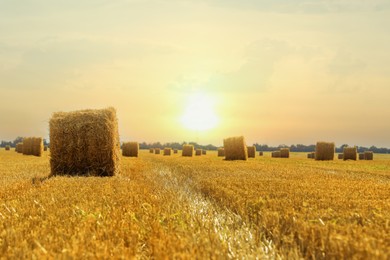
[181,93,219,131]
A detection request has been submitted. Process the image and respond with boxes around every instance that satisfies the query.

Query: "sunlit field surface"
[0,149,389,259]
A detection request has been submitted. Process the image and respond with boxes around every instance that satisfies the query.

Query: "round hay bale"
[358,153,365,160]
[155,148,161,154]
[16,143,23,153]
[195,149,202,156]
[49,107,121,176]
[307,153,312,159]
[173,149,178,154]
[182,145,194,157]
[44,146,48,151]
[223,136,248,161]
[22,137,43,156]
[315,142,335,161]
[364,151,373,160]
[164,148,172,156]
[338,154,344,160]
[202,149,207,155]
[122,142,139,157]
[343,147,357,161]
[5,145,10,151]
[217,148,225,157]
[247,146,256,158]
[259,151,263,156]
[149,148,154,153]
[272,151,281,158]
[280,148,290,158]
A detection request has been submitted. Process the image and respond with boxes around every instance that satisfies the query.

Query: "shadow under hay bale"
[164,148,172,156]
[195,149,202,156]
[182,145,194,157]
[217,148,225,157]
[247,146,256,158]
[122,142,139,157]
[343,147,357,161]
[315,142,335,161]
[280,148,290,158]
[224,136,248,161]
[364,151,374,160]
[49,107,120,177]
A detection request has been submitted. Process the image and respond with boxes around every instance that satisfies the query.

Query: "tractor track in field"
[147,164,277,259]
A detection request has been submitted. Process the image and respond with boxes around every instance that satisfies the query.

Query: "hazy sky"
[1,0,390,147]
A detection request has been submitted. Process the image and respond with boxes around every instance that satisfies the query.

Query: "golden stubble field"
[0,149,389,259]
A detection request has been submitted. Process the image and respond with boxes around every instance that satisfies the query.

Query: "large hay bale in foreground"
[22,137,43,156]
[280,148,290,158]
[149,148,154,153]
[182,145,194,157]
[217,148,225,157]
[122,142,139,157]
[155,148,161,154]
[5,145,10,151]
[272,151,281,158]
[315,142,335,161]
[247,146,256,158]
[49,107,120,176]
[224,136,248,161]
[164,148,172,156]
[195,149,202,156]
[343,147,357,161]
[358,153,365,160]
[338,154,344,160]
[364,151,373,160]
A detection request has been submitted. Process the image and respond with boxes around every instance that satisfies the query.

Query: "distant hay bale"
[343,147,357,161]
[259,151,263,156]
[195,149,202,156]
[280,148,290,158]
[44,146,48,151]
[247,146,256,158]
[5,145,10,151]
[155,148,161,154]
[315,142,335,161]
[272,151,281,158]
[364,151,373,160]
[122,142,139,157]
[338,154,344,160]
[358,153,365,160]
[223,136,248,161]
[149,148,154,153]
[311,152,315,159]
[49,107,120,177]
[16,143,23,153]
[173,149,178,154]
[202,150,207,155]
[307,153,312,159]
[217,148,225,157]
[22,137,43,156]
[182,145,194,157]
[164,148,172,156]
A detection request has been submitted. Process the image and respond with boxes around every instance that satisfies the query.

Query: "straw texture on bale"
[259,151,263,156]
[315,142,335,161]
[223,136,248,161]
[247,146,256,158]
[164,148,172,156]
[202,150,207,155]
[217,148,225,157]
[364,151,373,160]
[280,148,290,158]
[338,154,344,160]
[358,153,365,160]
[23,137,43,156]
[155,148,161,154]
[49,107,120,177]
[195,149,202,156]
[5,145,10,151]
[182,145,194,157]
[16,143,23,153]
[149,148,154,153]
[173,149,178,154]
[343,147,357,161]
[122,142,139,157]
[272,151,281,158]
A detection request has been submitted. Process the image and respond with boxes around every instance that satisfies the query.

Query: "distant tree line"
[1,137,389,154]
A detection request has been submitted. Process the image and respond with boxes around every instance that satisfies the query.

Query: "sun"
[181,93,219,131]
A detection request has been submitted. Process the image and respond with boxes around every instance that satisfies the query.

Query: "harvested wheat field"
[0,149,389,259]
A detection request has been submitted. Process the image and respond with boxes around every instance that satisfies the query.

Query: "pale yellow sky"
[1,1,390,147]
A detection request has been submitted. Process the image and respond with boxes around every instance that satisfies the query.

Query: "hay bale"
[195,149,202,156]
[44,145,48,151]
[5,145,10,151]
[122,142,139,157]
[217,148,225,157]
[16,143,23,153]
[49,107,120,177]
[182,145,194,157]
[343,146,357,161]
[164,148,172,156]
[338,154,344,160]
[202,150,207,155]
[259,151,263,156]
[364,151,373,160]
[358,153,365,160]
[280,148,290,158]
[307,153,313,159]
[22,137,43,156]
[272,151,281,158]
[22,137,32,155]
[155,148,161,154]
[315,142,335,161]
[173,149,178,154]
[149,148,154,153]
[223,136,248,161]
[247,146,256,158]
